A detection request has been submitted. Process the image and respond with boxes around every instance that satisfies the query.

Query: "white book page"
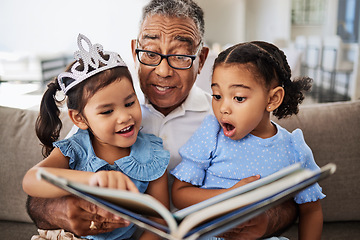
[173,163,302,220]
[174,168,315,238]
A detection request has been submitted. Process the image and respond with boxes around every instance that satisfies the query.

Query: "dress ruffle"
[54,130,169,182]
[115,133,170,181]
[289,128,326,203]
[171,158,210,186]
[294,183,326,204]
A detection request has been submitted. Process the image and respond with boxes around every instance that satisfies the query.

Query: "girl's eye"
[125,101,135,107]
[234,96,246,102]
[212,94,221,100]
[101,110,113,115]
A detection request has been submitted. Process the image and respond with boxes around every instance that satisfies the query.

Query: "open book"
[37,163,336,240]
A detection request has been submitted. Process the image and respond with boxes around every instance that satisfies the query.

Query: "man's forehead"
[139,15,200,46]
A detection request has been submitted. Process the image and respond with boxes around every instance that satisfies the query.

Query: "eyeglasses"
[135,41,203,70]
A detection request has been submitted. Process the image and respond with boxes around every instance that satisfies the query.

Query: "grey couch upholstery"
[0,106,73,239]
[1,100,359,239]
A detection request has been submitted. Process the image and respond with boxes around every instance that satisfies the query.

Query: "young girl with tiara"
[23,34,170,240]
[171,41,324,240]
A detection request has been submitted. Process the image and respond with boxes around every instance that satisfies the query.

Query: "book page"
[176,163,335,239]
[173,163,302,220]
[37,169,178,233]
[175,168,316,238]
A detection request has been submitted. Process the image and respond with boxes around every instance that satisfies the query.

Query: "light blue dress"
[171,114,325,205]
[54,129,170,240]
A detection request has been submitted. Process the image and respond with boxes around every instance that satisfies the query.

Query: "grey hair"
[140,0,205,39]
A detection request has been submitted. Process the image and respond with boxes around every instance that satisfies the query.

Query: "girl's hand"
[230,175,261,190]
[89,171,139,193]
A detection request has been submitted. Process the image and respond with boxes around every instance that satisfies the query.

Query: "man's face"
[132,15,208,116]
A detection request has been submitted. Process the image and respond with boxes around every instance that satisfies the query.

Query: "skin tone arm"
[23,147,138,236]
[172,176,260,208]
[298,200,323,240]
[22,148,139,198]
[139,171,169,240]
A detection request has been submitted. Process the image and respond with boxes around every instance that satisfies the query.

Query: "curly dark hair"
[213,41,312,119]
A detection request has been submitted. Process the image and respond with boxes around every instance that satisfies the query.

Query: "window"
[292,0,325,25]
[337,0,359,43]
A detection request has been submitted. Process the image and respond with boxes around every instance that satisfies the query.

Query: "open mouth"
[153,84,175,92]
[222,122,236,137]
[223,123,235,132]
[117,125,134,134]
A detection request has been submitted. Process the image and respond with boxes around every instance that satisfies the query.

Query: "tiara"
[58,34,127,94]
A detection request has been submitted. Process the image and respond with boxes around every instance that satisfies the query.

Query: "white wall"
[245,0,292,46]
[0,0,149,64]
[197,0,292,48]
[197,0,246,48]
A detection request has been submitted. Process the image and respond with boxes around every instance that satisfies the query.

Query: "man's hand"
[219,199,298,240]
[27,195,130,237]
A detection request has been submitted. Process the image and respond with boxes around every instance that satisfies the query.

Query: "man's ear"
[267,86,285,112]
[131,39,137,63]
[197,46,209,74]
[68,110,88,130]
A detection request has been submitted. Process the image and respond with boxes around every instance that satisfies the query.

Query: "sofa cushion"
[283,221,360,240]
[0,106,72,223]
[273,100,360,222]
[0,220,38,239]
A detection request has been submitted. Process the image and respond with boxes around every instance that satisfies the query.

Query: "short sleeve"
[291,129,326,204]
[53,129,90,171]
[171,115,220,186]
[114,132,170,182]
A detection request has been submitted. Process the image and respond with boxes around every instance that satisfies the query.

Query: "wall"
[197,0,246,48]
[0,0,149,64]
[245,0,292,46]
[197,0,292,48]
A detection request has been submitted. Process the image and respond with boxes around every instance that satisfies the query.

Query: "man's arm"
[263,199,298,237]
[27,195,131,237]
[220,199,298,240]
[27,196,63,230]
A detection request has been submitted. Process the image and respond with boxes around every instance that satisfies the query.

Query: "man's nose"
[154,57,173,77]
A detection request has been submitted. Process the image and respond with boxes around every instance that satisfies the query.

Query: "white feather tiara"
[57,34,127,94]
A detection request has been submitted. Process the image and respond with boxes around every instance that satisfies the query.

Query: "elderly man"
[27,1,297,239]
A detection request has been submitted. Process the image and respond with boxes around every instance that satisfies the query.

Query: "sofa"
[0,100,359,239]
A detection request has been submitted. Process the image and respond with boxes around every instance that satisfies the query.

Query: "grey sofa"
[0,100,359,239]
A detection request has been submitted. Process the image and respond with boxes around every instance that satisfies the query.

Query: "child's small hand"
[231,175,261,189]
[89,171,139,193]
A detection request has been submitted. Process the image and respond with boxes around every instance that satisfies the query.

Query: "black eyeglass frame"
[135,41,203,70]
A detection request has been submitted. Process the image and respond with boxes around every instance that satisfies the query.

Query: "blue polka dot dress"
[171,115,325,204]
